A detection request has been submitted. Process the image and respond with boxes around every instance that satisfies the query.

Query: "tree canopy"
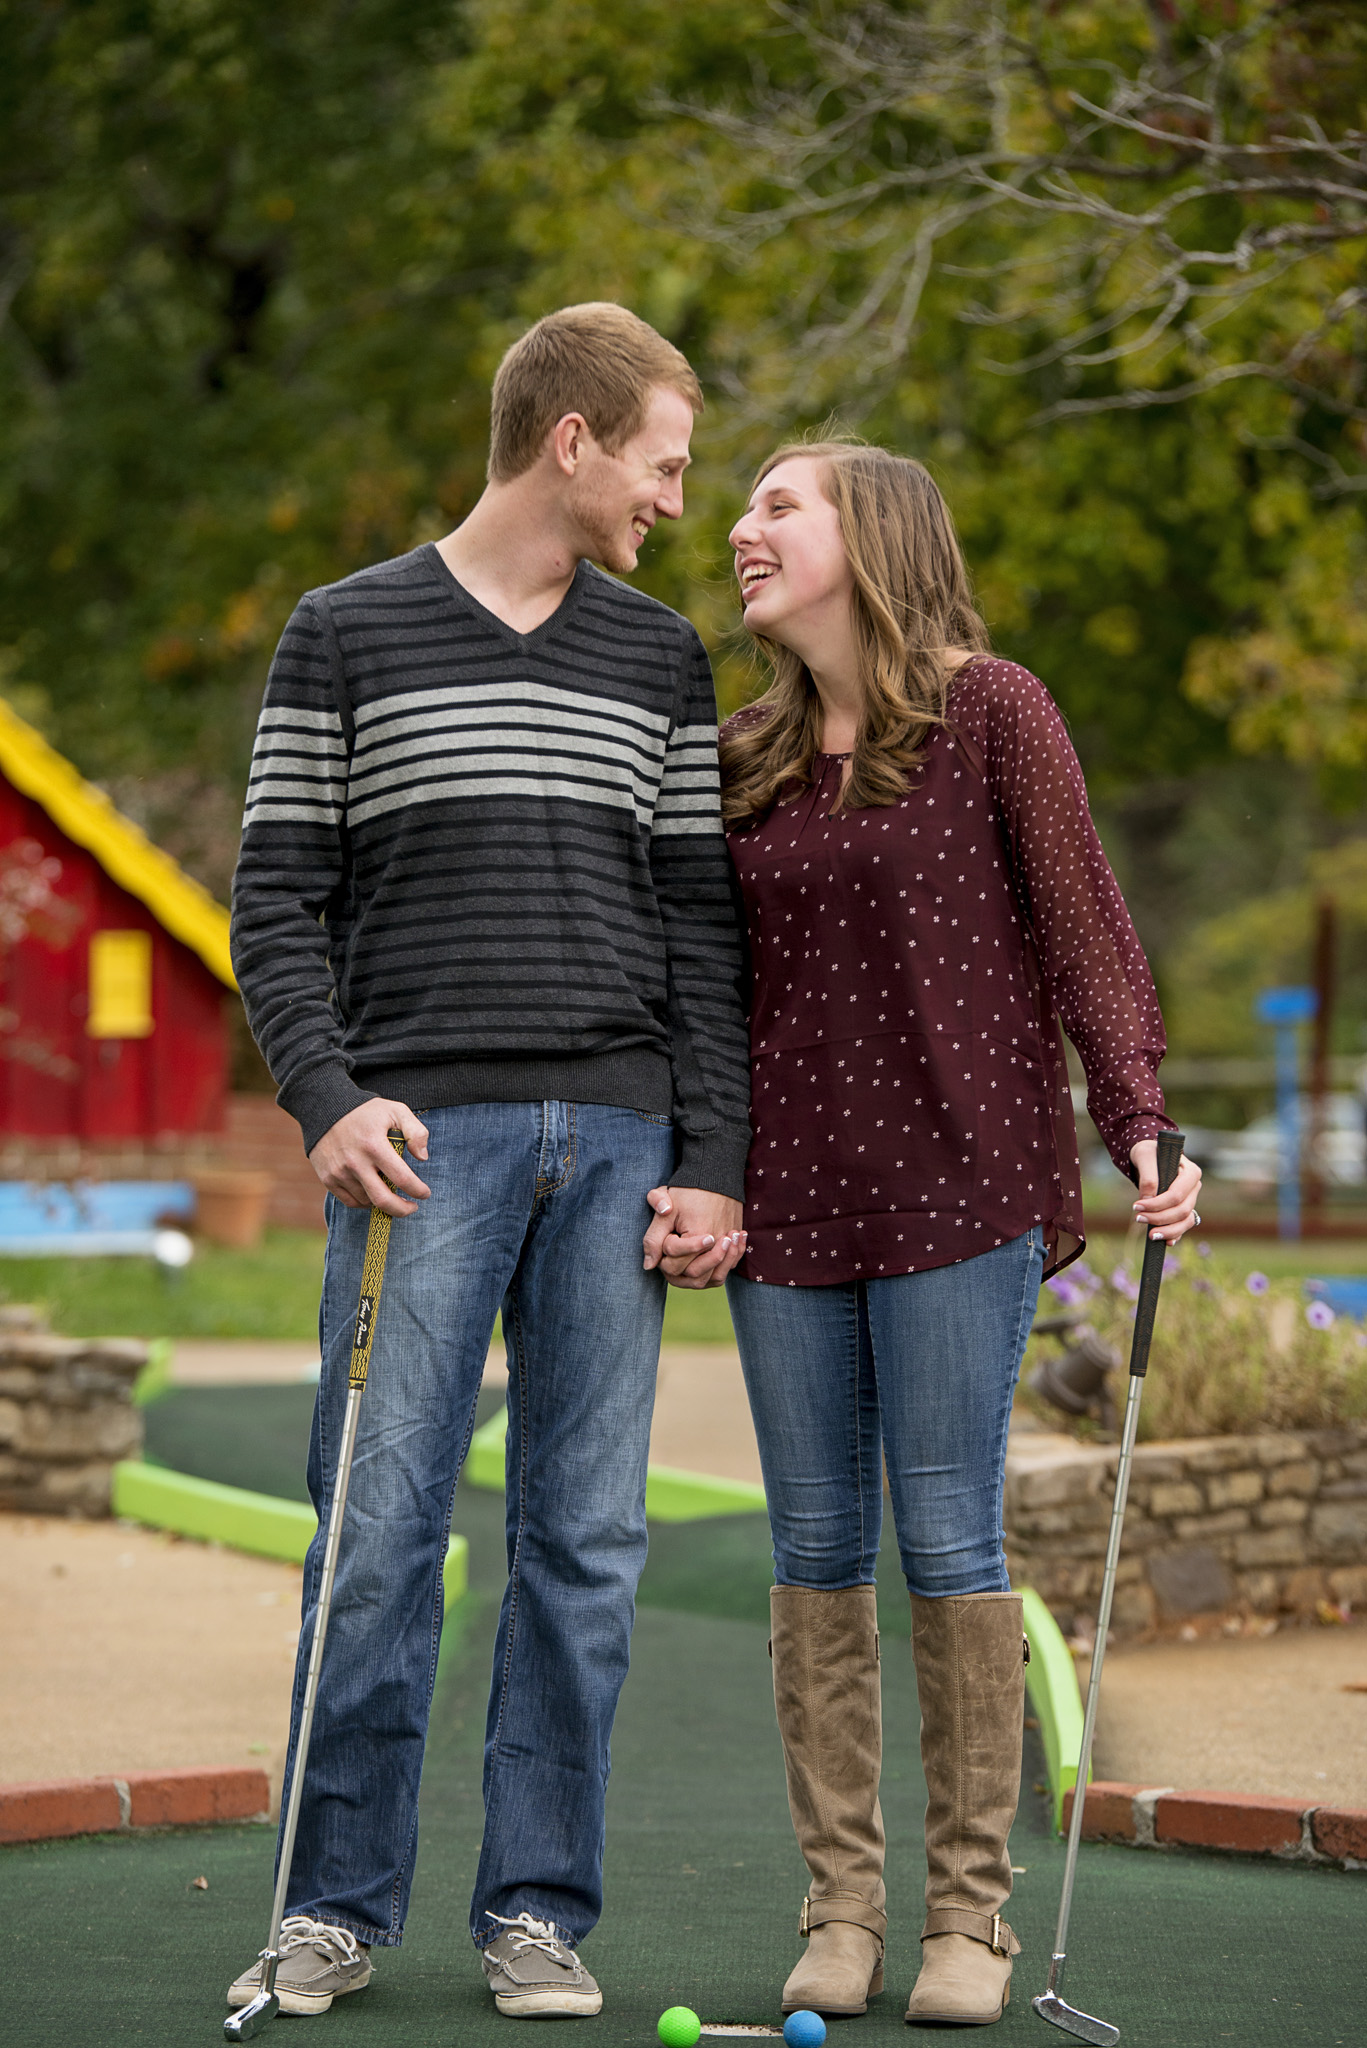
[2,0,1366,1056]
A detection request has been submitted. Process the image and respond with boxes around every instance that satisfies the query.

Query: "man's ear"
[551,412,589,478]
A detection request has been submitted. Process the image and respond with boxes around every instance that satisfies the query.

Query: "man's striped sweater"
[230,543,752,1198]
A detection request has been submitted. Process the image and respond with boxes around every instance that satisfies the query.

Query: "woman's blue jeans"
[727,1228,1044,1596]
[275,1100,674,1952]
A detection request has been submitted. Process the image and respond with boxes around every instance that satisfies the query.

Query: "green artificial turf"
[4,1474,1363,2045]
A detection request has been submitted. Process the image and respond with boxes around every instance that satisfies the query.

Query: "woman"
[716,444,1200,2027]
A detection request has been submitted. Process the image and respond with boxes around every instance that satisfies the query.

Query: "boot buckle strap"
[799,1896,811,1939]
[991,1913,1006,1957]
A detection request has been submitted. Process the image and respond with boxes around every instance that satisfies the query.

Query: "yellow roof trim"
[0,699,235,989]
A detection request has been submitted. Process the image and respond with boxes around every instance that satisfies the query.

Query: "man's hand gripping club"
[309,1099,432,1215]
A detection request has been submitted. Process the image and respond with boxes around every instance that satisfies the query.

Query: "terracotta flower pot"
[190,1170,275,1249]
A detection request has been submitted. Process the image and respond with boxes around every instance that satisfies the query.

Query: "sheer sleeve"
[956,661,1176,1175]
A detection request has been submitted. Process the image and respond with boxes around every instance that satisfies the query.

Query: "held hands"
[1130,1138,1202,1245]
[643,1186,746,1290]
[309,1099,432,1215]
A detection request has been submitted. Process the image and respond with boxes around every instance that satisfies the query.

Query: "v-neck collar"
[422,542,589,651]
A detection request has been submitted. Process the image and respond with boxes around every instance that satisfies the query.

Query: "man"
[227,303,750,2021]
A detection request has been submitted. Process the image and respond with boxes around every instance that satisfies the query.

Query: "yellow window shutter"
[87,929,154,1038]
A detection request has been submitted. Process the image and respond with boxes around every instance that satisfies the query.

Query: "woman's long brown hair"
[719,440,990,824]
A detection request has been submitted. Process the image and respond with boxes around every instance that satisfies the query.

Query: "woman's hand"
[1129,1138,1202,1244]
[643,1187,747,1290]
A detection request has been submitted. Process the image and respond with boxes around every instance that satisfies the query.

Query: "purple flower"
[1198,1241,1213,1259]
[1071,1262,1102,1296]
[1193,1277,1214,1295]
[1307,1301,1336,1330]
[1046,1275,1084,1307]
[1109,1265,1140,1302]
[1246,1272,1270,1296]
[1163,1253,1180,1278]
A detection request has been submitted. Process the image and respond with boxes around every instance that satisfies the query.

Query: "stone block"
[1281,1568,1328,1615]
[1130,1450,1191,1483]
[14,1400,141,1462]
[1008,1457,1108,1511]
[1256,1497,1309,1528]
[1182,1439,1258,1474]
[1112,1580,1157,1633]
[1149,1480,1203,1517]
[1175,1511,1249,1539]
[1340,1451,1367,1477]
[0,1395,21,1445]
[125,1767,270,1828]
[1256,1435,1315,1467]
[1207,1469,1264,1509]
[1235,1527,1309,1568]
[1312,1807,1367,1863]
[1307,1430,1364,1460]
[1148,1546,1236,1617]
[1155,1790,1306,1855]
[1310,1501,1367,1558]
[1320,1479,1367,1501]
[1236,1570,1281,1612]
[1327,1567,1367,1606]
[1267,1461,1319,1497]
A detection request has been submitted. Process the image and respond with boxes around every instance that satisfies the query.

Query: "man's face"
[566,385,695,574]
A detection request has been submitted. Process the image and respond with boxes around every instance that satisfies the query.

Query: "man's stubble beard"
[571,474,640,577]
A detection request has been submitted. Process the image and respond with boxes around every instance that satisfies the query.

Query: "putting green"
[3,1479,1361,2044]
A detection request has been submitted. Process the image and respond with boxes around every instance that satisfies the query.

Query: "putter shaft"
[225,1137,403,2042]
[1033,1130,1184,2044]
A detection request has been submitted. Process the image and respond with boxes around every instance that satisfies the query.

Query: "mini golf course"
[2,1387,1362,2044]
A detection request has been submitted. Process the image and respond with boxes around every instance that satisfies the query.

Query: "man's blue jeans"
[275,1100,674,1951]
[727,1228,1044,1597]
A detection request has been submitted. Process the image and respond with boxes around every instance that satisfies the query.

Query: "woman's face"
[729,457,854,650]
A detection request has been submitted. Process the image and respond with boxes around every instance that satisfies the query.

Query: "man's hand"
[1130,1138,1202,1245]
[643,1186,745,1290]
[309,1099,432,1215]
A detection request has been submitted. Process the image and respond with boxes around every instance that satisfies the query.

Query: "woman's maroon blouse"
[723,657,1175,1286]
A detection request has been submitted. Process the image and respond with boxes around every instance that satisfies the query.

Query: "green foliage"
[1,0,1365,1018]
[1167,839,1367,1056]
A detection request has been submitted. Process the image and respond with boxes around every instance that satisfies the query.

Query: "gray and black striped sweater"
[230,544,752,1198]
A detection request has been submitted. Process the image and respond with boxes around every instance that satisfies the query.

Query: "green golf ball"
[658,2007,701,2048]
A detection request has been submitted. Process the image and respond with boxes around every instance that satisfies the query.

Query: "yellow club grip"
[348,1130,406,1389]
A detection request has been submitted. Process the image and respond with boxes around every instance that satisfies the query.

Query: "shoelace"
[485,1911,584,1982]
[276,1915,365,1965]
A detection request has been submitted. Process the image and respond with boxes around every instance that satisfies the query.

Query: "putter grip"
[1126,1129,1184,1379]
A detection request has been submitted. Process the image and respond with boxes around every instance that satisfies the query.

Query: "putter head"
[224,1990,280,2041]
[1032,1990,1119,2047]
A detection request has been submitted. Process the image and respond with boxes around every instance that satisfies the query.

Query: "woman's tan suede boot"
[770,1585,887,2016]
[904,1592,1026,2027]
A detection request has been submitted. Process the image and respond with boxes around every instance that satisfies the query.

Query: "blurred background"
[2,0,1366,1214]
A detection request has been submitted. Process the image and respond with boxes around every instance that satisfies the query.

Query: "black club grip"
[1127,1130,1184,1381]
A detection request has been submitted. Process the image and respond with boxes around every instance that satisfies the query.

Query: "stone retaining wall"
[0,1311,147,1515]
[1005,1423,1367,1633]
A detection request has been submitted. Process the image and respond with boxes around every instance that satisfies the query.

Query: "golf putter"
[226,1132,406,2042]
[1033,1128,1184,2047]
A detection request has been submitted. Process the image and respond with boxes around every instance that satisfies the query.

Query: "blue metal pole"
[1255,986,1316,1244]
[1274,1020,1300,1241]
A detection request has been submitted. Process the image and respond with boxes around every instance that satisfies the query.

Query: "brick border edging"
[0,1766,270,1846]
[1063,1779,1367,1868]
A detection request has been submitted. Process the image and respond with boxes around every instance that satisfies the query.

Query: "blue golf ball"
[783,2013,826,2048]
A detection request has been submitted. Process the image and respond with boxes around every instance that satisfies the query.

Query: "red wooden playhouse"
[0,700,233,1143]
